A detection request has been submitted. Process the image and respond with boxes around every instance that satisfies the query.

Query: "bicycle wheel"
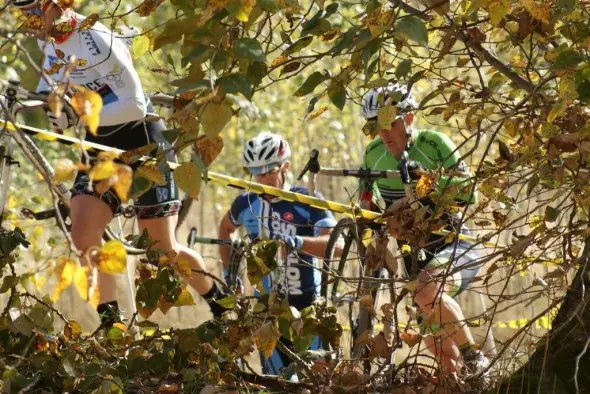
[323,218,373,368]
[0,144,13,227]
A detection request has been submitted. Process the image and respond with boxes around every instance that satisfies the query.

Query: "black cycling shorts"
[72,101,180,220]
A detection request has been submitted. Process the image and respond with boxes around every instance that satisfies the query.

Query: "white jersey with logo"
[36,12,146,126]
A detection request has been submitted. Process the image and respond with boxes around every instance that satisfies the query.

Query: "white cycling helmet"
[242,132,291,175]
[361,83,417,120]
[12,0,40,8]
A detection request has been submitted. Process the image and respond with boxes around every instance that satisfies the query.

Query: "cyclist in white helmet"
[361,83,491,379]
[218,131,338,377]
[11,0,230,327]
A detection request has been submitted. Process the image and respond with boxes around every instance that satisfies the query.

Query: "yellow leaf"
[377,105,397,130]
[199,101,233,138]
[405,280,418,291]
[173,287,196,306]
[519,0,551,24]
[89,159,116,181]
[73,265,89,301]
[254,321,280,359]
[444,232,455,244]
[415,174,434,198]
[132,34,152,59]
[231,0,256,22]
[53,257,77,303]
[112,322,127,332]
[485,0,510,26]
[320,28,340,41]
[194,135,224,167]
[96,241,127,274]
[400,244,412,254]
[112,164,133,203]
[44,62,65,76]
[136,164,166,186]
[176,259,192,277]
[197,0,229,26]
[547,103,565,123]
[79,13,99,31]
[7,196,17,210]
[271,55,289,68]
[24,15,44,31]
[399,331,422,346]
[308,106,328,120]
[34,273,47,293]
[137,0,165,16]
[71,87,103,135]
[54,158,77,183]
[174,162,202,199]
[119,143,157,164]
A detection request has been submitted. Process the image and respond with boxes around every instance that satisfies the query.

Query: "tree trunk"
[496,239,590,394]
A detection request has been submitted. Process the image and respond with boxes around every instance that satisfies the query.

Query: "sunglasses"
[22,0,51,17]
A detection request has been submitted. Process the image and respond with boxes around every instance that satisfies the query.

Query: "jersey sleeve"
[79,29,146,124]
[310,191,337,236]
[228,193,251,226]
[361,145,383,204]
[430,133,478,204]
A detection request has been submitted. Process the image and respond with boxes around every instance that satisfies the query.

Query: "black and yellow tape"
[5,121,503,248]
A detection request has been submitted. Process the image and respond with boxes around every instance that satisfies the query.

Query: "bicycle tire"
[323,218,377,372]
[0,145,12,227]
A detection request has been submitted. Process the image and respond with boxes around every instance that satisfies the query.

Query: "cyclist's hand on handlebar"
[43,92,79,130]
[273,234,304,251]
[400,160,426,181]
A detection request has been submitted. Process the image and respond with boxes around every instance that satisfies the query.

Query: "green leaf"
[107,326,125,341]
[174,162,202,199]
[556,0,577,14]
[283,36,314,56]
[172,79,210,94]
[131,176,152,200]
[247,62,268,86]
[0,275,16,293]
[132,35,151,59]
[215,295,237,309]
[328,83,346,110]
[325,3,339,15]
[258,0,286,12]
[294,71,330,97]
[217,73,253,98]
[545,206,560,222]
[300,11,323,36]
[488,72,508,92]
[161,128,181,145]
[395,58,413,79]
[552,50,583,70]
[395,16,429,47]
[306,96,319,115]
[199,100,233,138]
[233,38,266,62]
[181,44,211,68]
[366,0,381,13]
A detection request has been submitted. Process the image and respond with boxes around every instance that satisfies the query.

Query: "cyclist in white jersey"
[12,0,230,327]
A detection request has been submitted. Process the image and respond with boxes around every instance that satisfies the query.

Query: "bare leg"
[423,335,458,372]
[137,215,214,294]
[70,194,115,304]
[414,269,476,370]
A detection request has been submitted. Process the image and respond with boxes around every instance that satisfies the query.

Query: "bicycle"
[0,81,184,255]
[186,226,246,293]
[297,149,410,374]
[301,150,498,376]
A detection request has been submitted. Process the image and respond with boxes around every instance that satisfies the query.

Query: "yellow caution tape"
[5,121,503,248]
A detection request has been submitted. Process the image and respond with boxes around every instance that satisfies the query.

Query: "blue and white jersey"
[229,186,336,310]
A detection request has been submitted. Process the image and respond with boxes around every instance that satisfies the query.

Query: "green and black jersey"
[362,129,478,207]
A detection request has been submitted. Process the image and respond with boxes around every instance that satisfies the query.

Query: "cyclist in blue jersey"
[218,132,337,376]
[12,0,229,327]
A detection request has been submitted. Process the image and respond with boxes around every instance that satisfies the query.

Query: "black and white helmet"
[242,132,291,175]
[361,83,417,120]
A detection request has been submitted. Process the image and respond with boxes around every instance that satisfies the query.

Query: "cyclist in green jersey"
[361,83,489,377]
